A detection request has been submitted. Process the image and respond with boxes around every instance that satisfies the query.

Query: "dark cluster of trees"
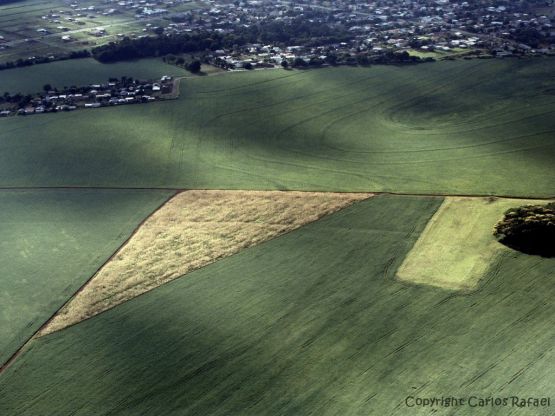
[93,32,229,63]
[238,18,351,46]
[92,19,350,63]
[0,50,90,72]
[512,27,554,48]
[162,54,202,73]
[494,203,555,257]
[0,92,34,108]
[186,60,201,73]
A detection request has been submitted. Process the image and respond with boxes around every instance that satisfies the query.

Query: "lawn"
[0,57,189,94]
[0,189,172,366]
[396,196,552,291]
[0,59,553,196]
[1,195,554,415]
[407,49,443,59]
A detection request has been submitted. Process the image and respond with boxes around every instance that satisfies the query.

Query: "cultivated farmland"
[0,59,553,196]
[0,189,172,365]
[1,195,554,415]
[0,54,554,416]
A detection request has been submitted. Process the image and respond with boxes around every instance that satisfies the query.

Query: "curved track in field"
[0,60,554,197]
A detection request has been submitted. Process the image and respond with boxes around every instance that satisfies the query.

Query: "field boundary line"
[0,190,177,376]
[0,187,552,200]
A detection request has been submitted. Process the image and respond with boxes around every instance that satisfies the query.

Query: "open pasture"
[0,59,553,196]
[0,188,172,366]
[1,195,554,415]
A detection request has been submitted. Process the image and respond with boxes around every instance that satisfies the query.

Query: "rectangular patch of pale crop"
[396,196,551,292]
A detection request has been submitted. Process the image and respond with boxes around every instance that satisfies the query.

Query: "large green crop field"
[1,195,554,415]
[0,189,172,365]
[1,57,554,416]
[0,58,188,94]
[0,59,553,196]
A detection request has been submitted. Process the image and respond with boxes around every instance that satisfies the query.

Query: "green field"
[0,59,553,196]
[0,58,188,94]
[1,195,554,415]
[0,189,172,365]
[0,57,554,415]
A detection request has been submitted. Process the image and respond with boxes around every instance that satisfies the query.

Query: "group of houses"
[1,0,553,71]
[153,0,555,69]
[0,76,174,118]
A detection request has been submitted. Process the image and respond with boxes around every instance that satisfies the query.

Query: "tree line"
[0,50,91,72]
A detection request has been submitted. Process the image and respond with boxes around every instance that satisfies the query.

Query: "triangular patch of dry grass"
[41,190,371,335]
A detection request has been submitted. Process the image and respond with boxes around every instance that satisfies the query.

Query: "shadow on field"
[0,188,172,368]
[0,58,553,193]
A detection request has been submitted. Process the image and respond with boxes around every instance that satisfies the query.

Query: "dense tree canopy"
[494,203,555,257]
[186,60,201,73]
[92,20,351,63]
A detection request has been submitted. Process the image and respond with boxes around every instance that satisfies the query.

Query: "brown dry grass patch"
[41,190,371,335]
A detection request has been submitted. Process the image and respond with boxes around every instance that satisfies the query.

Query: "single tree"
[187,60,202,73]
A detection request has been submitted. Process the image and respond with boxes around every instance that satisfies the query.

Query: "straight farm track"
[0,59,553,196]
